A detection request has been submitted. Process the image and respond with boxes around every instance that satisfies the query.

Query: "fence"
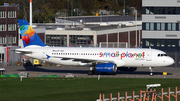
[97,86,180,101]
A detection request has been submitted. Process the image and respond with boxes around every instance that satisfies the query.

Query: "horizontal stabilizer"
[15,49,32,54]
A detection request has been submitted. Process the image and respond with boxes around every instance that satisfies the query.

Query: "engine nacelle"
[95,63,117,73]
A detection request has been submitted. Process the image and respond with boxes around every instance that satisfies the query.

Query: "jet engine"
[95,63,117,73]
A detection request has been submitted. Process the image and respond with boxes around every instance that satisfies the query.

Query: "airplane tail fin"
[18,19,46,47]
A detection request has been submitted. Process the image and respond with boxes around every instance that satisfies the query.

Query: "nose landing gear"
[149,67,153,76]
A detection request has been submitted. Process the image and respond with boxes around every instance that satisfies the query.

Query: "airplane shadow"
[17,65,173,76]
[116,71,172,75]
[17,65,88,74]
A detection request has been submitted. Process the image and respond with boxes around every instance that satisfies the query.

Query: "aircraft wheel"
[87,70,94,75]
[129,67,137,71]
[150,72,154,76]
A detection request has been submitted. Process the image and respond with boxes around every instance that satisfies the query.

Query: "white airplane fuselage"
[17,46,174,68]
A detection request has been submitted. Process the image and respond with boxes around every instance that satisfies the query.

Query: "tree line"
[1,0,142,23]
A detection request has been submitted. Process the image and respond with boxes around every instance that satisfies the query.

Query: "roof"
[56,15,142,22]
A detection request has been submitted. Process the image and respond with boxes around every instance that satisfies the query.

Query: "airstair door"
[146,51,152,61]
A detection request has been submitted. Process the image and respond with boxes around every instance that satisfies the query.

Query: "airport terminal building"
[44,23,142,48]
[36,15,142,48]
[142,0,180,67]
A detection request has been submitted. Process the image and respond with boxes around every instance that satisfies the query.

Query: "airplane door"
[42,49,48,59]
[146,51,152,61]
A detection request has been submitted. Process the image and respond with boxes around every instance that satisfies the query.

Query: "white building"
[142,0,180,67]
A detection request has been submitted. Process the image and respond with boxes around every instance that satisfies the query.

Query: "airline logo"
[20,25,35,45]
[99,51,145,59]
[53,50,58,52]
[52,50,64,52]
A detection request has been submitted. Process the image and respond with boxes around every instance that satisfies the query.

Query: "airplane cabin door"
[146,51,152,61]
[42,49,48,59]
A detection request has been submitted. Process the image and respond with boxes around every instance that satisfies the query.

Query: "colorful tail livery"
[18,19,46,47]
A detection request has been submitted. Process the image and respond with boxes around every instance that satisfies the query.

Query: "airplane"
[15,19,174,76]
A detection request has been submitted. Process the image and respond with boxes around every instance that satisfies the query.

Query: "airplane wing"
[51,55,125,67]
[52,56,114,63]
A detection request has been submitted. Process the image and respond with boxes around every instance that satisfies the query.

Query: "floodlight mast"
[30,0,32,26]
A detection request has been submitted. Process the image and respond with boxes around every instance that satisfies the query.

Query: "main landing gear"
[87,67,94,75]
[149,67,154,76]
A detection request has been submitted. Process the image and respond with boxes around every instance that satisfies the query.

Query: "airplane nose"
[168,57,175,65]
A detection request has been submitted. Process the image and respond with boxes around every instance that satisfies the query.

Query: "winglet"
[18,19,46,47]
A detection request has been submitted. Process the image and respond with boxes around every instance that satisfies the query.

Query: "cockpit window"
[158,54,168,57]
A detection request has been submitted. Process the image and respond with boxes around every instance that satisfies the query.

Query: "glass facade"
[70,35,93,47]
[143,39,179,49]
[0,24,6,31]
[143,22,180,31]
[0,11,6,18]
[157,23,160,30]
[8,11,16,18]
[46,35,67,47]
[168,23,171,30]
[8,24,16,31]
[143,7,180,14]
[46,35,93,47]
